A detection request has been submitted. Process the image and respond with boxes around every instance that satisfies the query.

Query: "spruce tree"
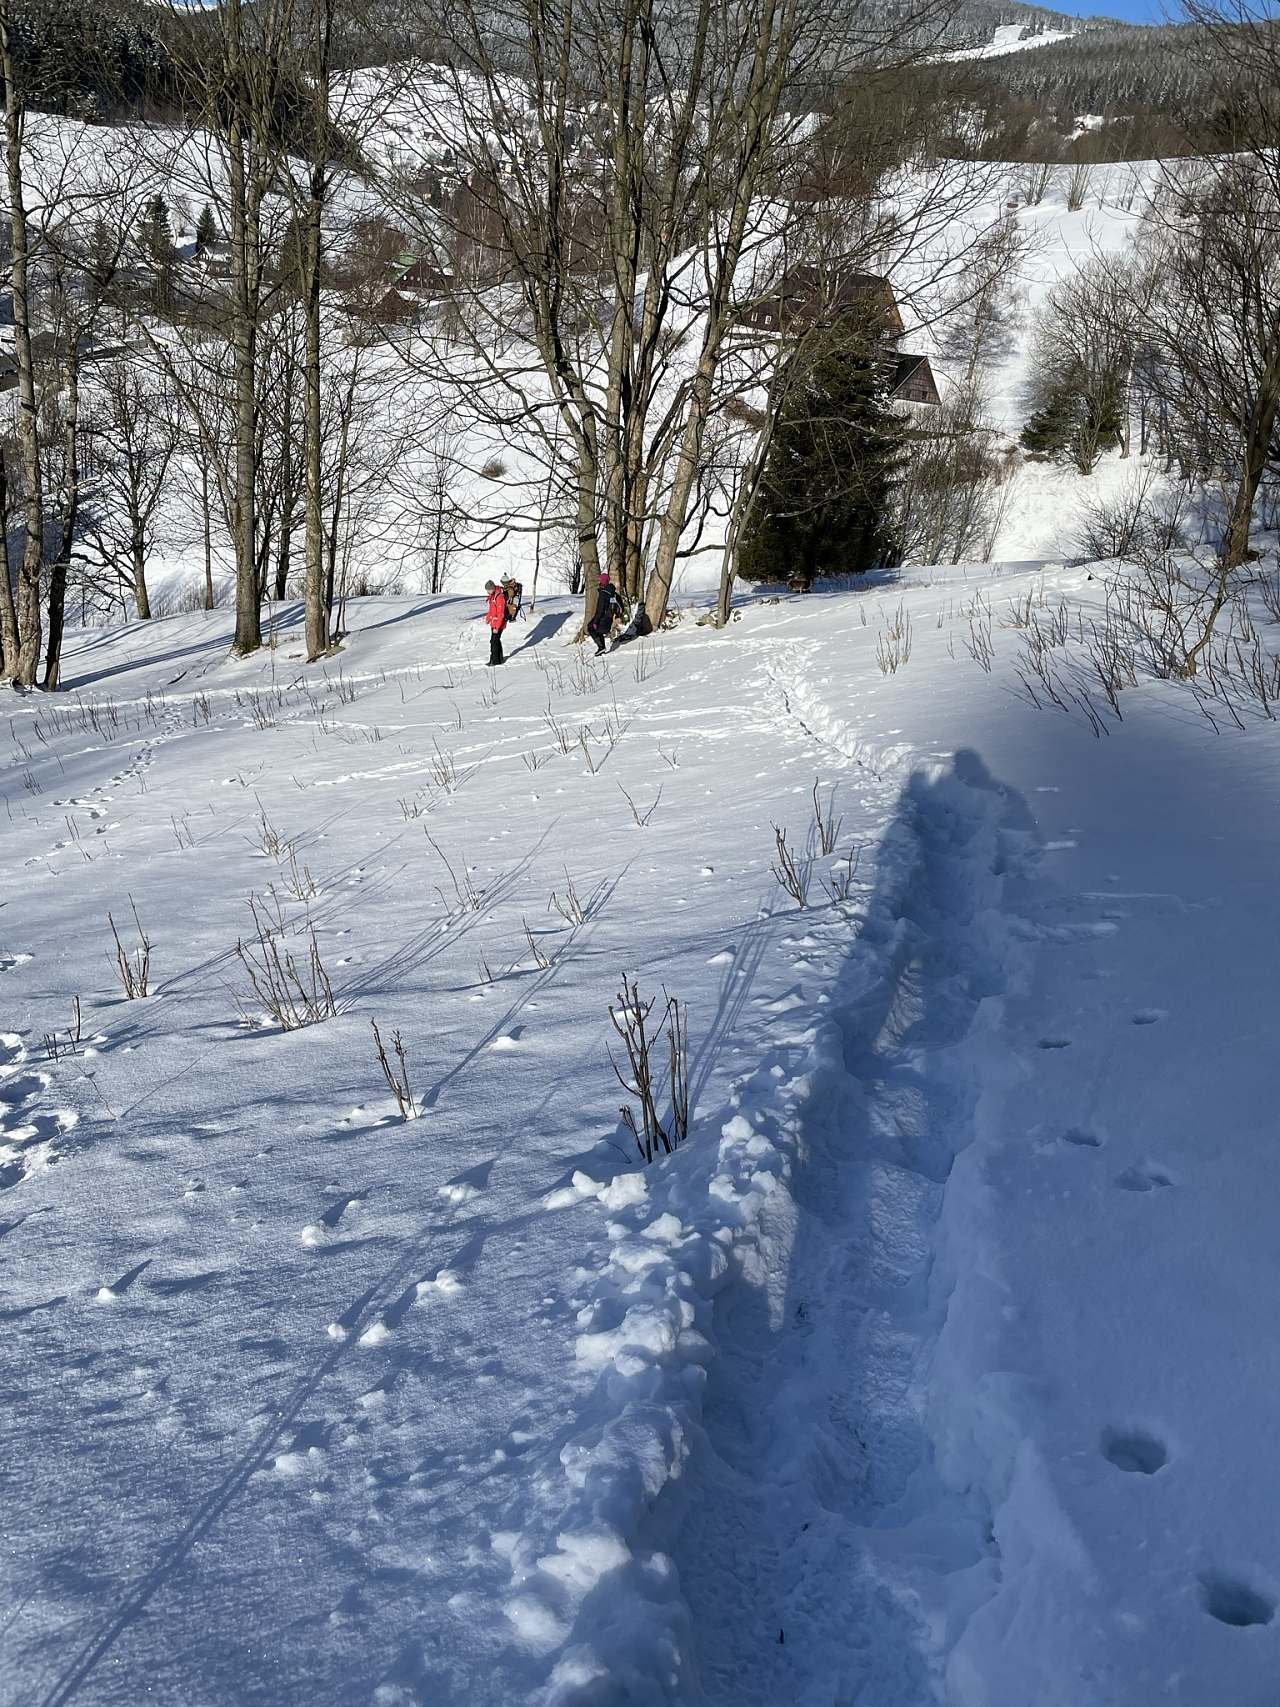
[143,194,174,265]
[738,330,905,590]
[194,203,217,254]
[1020,380,1077,460]
[143,194,177,315]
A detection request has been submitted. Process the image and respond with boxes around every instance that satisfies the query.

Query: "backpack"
[503,578,523,623]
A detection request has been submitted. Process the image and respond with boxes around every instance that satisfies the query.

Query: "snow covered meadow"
[4,559,1280,1704]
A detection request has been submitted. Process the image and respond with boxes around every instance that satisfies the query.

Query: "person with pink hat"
[587,571,620,655]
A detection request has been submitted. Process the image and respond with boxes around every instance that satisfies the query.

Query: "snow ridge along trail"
[648,749,1033,1704]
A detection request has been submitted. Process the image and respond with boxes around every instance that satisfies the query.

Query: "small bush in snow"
[425,833,483,912]
[770,824,810,907]
[236,898,337,1031]
[812,778,842,856]
[609,976,689,1164]
[109,901,152,999]
[876,602,912,674]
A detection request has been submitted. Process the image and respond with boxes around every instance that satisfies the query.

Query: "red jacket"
[486,586,507,631]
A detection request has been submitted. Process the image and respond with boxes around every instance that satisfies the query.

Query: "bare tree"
[80,357,182,620]
[1133,162,1280,574]
[155,0,303,655]
[1022,258,1144,475]
[0,2,45,684]
[895,379,1012,566]
[388,0,962,637]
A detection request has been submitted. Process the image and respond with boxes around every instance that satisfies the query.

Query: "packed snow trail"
[659,751,1032,1703]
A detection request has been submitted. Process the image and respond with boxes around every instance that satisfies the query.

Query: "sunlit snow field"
[4,568,1280,1704]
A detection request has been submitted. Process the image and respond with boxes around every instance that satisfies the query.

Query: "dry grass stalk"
[109,900,152,998]
[770,825,809,906]
[812,778,842,856]
[372,1019,418,1119]
[236,897,336,1031]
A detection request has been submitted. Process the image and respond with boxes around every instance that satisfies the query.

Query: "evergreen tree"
[738,332,906,591]
[194,203,217,254]
[1020,379,1077,460]
[142,194,177,316]
[143,194,175,265]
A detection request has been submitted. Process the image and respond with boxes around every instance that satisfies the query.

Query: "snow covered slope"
[3,567,1280,1704]
[941,22,1077,60]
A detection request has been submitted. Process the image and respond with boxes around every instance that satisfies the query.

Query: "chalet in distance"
[739,265,941,408]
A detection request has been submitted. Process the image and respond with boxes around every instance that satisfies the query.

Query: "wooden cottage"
[887,352,941,407]
[739,264,940,408]
[739,265,904,339]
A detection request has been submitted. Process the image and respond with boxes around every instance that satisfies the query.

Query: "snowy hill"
[4,569,1280,1702]
[940,20,1079,60]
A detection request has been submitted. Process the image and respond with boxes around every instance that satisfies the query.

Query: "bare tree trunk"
[2,9,43,686]
[1222,361,1280,571]
[229,120,262,654]
[201,460,214,610]
[274,376,293,601]
[133,536,152,619]
[303,152,327,657]
[0,448,17,680]
[43,346,81,688]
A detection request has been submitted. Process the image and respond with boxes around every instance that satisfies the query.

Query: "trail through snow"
[659,750,1031,1704]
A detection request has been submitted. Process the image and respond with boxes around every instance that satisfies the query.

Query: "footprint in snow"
[1062,1127,1103,1148]
[301,1189,369,1247]
[273,1421,331,1474]
[1115,1164,1174,1192]
[1037,1038,1073,1051]
[1101,1426,1167,1474]
[1132,1008,1168,1026]
[1200,1573,1275,1629]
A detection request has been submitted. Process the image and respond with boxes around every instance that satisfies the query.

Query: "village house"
[739,263,941,407]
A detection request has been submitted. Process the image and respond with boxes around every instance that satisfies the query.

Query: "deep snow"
[3,565,1280,1705]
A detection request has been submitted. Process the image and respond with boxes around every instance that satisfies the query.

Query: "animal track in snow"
[1101,1426,1167,1474]
[301,1188,369,1248]
[1200,1572,1275,1628]
[1132,1008,1168,1026]
[1037,1037,1073,1051]
[1115,1164,1174,1192]
[1062,1127,1102,1148]
[0,1034,78,1192]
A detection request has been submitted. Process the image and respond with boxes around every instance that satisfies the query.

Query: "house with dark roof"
[738,266,903,339]
[888,353,941,407]
[738,264,940,408]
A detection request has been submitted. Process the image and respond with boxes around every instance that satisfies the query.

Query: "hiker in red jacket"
[484,579,507,666]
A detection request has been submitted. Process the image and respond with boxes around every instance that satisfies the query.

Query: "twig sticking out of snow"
[609,974,689,1165]
[770,825,810,907]
[235,896,336,1031]
[109,900,152,999]
[372,1019,417,1120]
